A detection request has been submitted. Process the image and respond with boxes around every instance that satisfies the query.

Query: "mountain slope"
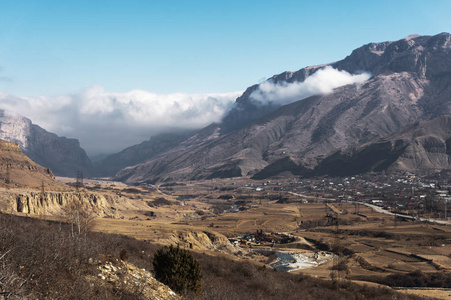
[221,33,448,133]
[0,110,93,177]
[308,115,451,176]
[0,139,67,189]
[114,33,451,184]
[93,131,194,177]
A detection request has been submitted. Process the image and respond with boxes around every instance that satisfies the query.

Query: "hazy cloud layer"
[0,86,242,155]
[250,66,371,105]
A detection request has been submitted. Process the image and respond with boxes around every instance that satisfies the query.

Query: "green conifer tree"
[152,244,202,295]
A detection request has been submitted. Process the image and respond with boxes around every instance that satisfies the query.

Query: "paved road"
[287,191,329,201]
[359,202,451,226]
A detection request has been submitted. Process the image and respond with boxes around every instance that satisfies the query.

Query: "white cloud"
[0,86,242,155]
[0,67,370,156]
[250,66,371,105]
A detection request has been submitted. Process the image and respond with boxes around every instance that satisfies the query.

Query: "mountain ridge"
[111,32,451,184]
[220,33,451,133]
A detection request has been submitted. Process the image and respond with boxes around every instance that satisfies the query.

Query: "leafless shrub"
[63,193,97,239]
[193,251,419,300]
[147,197,171,207]
[0,250,29,299]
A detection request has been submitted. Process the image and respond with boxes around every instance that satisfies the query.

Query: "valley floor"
[1,176,450,299]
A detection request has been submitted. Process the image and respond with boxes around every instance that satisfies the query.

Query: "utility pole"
[332,215,340,284]
[40,180,46,217]
[393,205,397,228]
[445,199,448,220]
[5,162,11,190]
[75,171,83,193]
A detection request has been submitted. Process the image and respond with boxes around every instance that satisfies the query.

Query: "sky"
[0,0,450,156]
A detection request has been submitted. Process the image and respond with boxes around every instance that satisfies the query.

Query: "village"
[156,171,451,224]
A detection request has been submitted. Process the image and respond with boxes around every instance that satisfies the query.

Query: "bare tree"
[64,193,97,240]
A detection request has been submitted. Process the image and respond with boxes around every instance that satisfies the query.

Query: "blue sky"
[1,0,450,96]
[0,0,450,155]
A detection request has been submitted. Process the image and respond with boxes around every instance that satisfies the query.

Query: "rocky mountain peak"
[221,33,451,135]
[341,32,451,77]
[404,34,421,40]
[0,110,31,149]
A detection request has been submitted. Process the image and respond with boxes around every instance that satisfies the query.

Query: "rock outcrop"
[0,110,93,177]
[168,230,240,254]
[95,261,180,300]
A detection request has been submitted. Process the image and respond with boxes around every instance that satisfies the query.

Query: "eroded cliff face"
[7,191,124,217]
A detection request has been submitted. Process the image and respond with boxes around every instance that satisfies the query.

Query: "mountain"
[93,131,194,177]
[0,139,67,189]
[0,110,93,177]
[113,33,451,184]
[221,34,430,133]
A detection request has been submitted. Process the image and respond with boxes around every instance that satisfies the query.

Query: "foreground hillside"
[111,33,451,184]
[0,212,424,300]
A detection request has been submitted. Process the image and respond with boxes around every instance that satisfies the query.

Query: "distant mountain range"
[110,32,451,184]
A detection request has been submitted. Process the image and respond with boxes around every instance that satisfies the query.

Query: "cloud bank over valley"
[0,86,242,155]
[0,67,371,156]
